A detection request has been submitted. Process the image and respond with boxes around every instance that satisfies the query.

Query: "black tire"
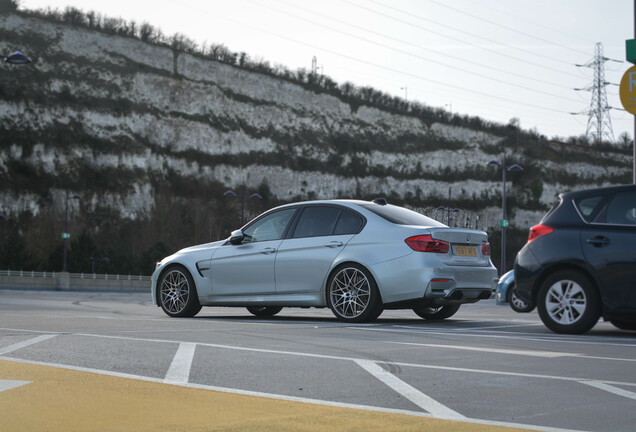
[158,265,202,318]
[610,319,636,331]
[327,263,383,323]
[246,306,283,317]
[507,283,535,313]
[537,270,600,334]
[412,304,461,320]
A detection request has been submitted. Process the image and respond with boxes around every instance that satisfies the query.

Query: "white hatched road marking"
[0,379,31,393]
[389,342,575,358]
[580,380,636,400]
[355,359,466,420]
[0,334,58,355]
[164,342,197,384]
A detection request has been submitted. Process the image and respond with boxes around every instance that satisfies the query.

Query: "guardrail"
[0,270,151,291]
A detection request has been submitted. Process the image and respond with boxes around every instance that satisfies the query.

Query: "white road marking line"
[580,380,636,400]
[349,325,636,348]
[0,356,584,432]
[354,359,465,420]
[164,342,196,384]
[0,379,31,392]
[0,334,58,355]
[388,342,575,358]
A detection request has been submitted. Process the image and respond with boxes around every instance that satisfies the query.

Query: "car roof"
[272,199,378,210]
[560,184,636,200]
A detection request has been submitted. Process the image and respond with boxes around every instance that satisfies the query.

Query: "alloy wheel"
[330,267,371,319]
[160,269,190,314]
[544,279,586,325]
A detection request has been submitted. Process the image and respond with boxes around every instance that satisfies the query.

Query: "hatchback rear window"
[359,204,444,226]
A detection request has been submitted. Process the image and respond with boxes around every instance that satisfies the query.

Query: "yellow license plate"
[452,245,478,257]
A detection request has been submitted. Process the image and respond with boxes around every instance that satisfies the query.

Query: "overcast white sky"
[20,0,635,141]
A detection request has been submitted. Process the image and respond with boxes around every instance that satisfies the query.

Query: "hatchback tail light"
[527,224,554,243]
[482,243,491,256]
[405,235,449,253]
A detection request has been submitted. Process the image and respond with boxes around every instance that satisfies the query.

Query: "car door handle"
[260,247,277,255]
[586,236,610,247]
[324,241,344,248]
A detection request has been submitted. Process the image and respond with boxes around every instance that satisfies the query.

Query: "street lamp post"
[488,154,523,276]
[224,185,262,225]
[62,191,80,272]
[436,206,460,226]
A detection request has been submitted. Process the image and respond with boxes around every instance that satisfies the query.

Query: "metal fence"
[0,270,151,281]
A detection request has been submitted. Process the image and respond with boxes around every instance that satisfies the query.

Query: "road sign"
[627,39,636,64]
[61,232,70,239]
[499,219,509,228]
[619,65,636,115]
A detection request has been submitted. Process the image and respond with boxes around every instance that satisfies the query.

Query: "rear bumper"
[370,252,498,304]
[513,245,541,304]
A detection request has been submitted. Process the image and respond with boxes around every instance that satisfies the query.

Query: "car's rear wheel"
[610,319,636,331]
[412,304,460,320]
[158,265,202,318]
[246,306,283,317]
[327,264,383,323]
[508,283,535,313]
[537,270,600,334]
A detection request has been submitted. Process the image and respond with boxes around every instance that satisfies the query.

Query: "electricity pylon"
[573,42,620,143]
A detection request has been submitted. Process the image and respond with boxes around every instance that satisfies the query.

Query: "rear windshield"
[359,204,445,226]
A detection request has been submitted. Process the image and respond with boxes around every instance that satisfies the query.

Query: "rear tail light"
[405,235,449,253]
[482,243,491,256]
[527,224,554,243]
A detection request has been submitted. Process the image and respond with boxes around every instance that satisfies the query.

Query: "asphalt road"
[1,289,635,432]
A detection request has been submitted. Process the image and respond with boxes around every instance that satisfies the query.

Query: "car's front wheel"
[412,304,460,320]
[537,270,600,334]
[508,283,535,313]
[327,264,383,323]
[158,265,202,318]
[246,306,283,317]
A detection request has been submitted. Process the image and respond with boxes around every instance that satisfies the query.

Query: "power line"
[425,0,592,57]
[273,0,583,93]
[250,0,582,103]
[463,0,598,46]
[353,0,584,77]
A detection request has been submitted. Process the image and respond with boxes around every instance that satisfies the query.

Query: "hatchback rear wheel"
[327,264,383,323]
[537,270,600,334]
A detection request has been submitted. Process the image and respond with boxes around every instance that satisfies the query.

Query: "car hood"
[175,239,226,255]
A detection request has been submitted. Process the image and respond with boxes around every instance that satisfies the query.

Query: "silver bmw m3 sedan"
[151,199,498,322]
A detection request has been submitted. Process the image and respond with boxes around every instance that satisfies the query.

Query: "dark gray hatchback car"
[514,184,636,334]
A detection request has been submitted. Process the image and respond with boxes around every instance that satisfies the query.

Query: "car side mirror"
[229,229,244,245]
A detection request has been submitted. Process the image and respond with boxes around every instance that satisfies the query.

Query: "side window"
[575,196,603,221]
[606,191,636,225]
[292,206,341,238]
[334,210,363,235]
[243,208,295,243]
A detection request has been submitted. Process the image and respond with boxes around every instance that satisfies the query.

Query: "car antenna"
[372,197,388,205]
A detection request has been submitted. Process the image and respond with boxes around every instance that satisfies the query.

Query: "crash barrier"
[0,270,151,291]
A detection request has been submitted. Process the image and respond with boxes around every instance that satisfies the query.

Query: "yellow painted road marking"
[0,359,536,432]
